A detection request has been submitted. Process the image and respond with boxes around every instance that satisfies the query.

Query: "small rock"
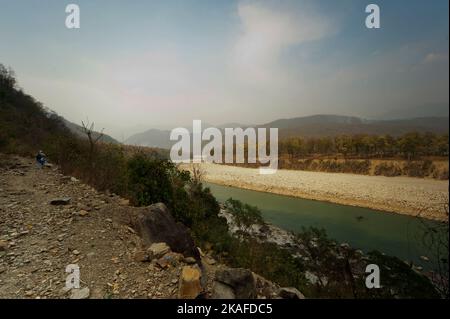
[204,256,216,265]
[72,250,80,256]
[215,268,256,299]
[0,240,8,251]
[155,254,179,269]
[420,256,429,262]
[148,242,170,260]
[183,257,197,265]
[278,287,305,299]
[178,266,202,299]
[70,287,90,299]
[59,286,72,296]
[212,281,236,299]
[134,250,150,262]
[78,210,89,217]
[119,199,130,206]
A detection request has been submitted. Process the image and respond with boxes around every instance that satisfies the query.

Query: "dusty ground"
[0,156,221,299]
[184,163,449,221]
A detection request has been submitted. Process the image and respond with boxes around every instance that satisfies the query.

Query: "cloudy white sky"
[0,0,448,139]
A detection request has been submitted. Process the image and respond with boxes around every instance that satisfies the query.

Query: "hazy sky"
[0,0,448,140]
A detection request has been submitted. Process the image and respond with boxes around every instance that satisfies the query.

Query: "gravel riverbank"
[183,164,449,222]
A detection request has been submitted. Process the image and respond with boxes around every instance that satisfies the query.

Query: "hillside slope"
[125,115,449,149]
[0,155,285,299]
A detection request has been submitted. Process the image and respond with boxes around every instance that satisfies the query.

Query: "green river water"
[205,182,446,271]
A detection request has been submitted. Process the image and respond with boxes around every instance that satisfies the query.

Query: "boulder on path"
[214,268,256,299]
[130,203,200,260]
[178,266,202,299]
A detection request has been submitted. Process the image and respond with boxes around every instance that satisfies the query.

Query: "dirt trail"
[0,156,219,299]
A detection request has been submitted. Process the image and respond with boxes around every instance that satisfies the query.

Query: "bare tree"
[81,119,104,175]
[191,163,204,185]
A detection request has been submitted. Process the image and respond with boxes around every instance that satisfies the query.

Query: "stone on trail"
[0,240,8,251]
[183,257,197,265]
[147,242,170,260]
[278,287,305,299]
[212,281,236,299]
[78,210,89,217]
[214,268,256,299]
[133,249,150,262]
[50,198,71,205]
[155,252,182,269]
[178,266,202,299]
[119,198,130,206]
[69,287,90,299]
[131,203,200,261]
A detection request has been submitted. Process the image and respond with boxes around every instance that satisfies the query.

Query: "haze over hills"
[376,103,449,120]
[124,114,449,149]
[261,115,449,138]
[62,118,119,144]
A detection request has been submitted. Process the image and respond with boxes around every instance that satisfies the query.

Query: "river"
[205,182,446,271]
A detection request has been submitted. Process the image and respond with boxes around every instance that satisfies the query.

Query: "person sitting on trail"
[36,150,46,168]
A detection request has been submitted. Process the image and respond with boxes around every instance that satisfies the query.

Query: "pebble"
[70,287,90,299]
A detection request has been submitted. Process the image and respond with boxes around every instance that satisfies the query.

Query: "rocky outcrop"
[128,203,200,261]
[212,268,256,299]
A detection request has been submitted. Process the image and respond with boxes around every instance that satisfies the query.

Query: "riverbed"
[192,163,448,221]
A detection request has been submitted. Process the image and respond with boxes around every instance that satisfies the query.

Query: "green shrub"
[224,198,265,232]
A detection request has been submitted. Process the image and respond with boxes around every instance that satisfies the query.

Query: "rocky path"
[0,155,292,300]
[0,156,209,299]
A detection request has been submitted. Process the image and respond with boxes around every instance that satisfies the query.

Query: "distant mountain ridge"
[125,114,449,149]
[261,115,449,138]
